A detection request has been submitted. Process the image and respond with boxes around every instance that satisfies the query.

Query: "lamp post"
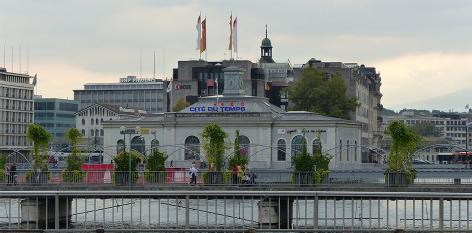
[119,125,141,187]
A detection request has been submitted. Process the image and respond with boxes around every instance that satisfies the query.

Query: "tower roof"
[260,24,272,48]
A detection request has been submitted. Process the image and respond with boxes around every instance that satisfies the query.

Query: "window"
[339,140,342,161]
[96,119,99,125]
[277,139,286,161]
[291,135,307,157]
[354,141,358,161]
[346,140,350,161]
[131,136,145,154]
[116,139,125,154]
[90,129,94,136]
[100,129,104,137]
[238,135,250,157]
[184,136,200,160]
[81,119,85,125]
[91,119,94,125]
[81,129,85,136]
[312,138,321,155]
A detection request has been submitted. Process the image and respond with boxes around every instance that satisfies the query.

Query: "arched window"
[151,139,159,153]
[96,118,99,125]
[131,136,145,154]
[184,136,200,160]
[101,118,103,123]
[277,139,286,161]
[81,119,85,125]
[239,135,250,157]
[91,118,94,125]
[117,139,125,154]
[100,129,104,137]
[346,140,350,161]
[90,129,94,136]
[291,135,307,157]
[312,138,321,155]
[354,141,358,161]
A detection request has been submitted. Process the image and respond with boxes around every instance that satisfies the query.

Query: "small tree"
[385,121,421,184]
[292,137,331,184]
[113,150,143,184]
[26,124,51,171]
[145,149,168,183]
[228,130,248,170]
[63,128,85,182]
[0,154,5,182]
[202,123,227,171]
[172,97,189,112]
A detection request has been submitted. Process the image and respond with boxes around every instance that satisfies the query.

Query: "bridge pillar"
[20,197,71,229]
[258,197,293,229]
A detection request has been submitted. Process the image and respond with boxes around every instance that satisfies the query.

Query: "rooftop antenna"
[11,46,13,72]
[19,45,21,74]
[265,24,268,38]
[153,50,156,79]
[27,46,29,74]
[139,48,143,78]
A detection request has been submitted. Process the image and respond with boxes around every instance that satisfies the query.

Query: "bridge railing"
[2,170,472,187]
[0,190,471,231]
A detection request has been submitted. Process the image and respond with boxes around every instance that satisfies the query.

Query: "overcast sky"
[1,0,471,112]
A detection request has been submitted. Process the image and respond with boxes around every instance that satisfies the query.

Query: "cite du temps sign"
[189,101,246,113]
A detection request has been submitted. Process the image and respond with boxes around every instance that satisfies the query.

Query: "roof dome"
[261,37,272,47]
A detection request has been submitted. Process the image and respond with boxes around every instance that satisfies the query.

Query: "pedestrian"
[5,164,10,185]
[10,163,16,185]
[189,162,198,185]
[209,162,216,185]
[231,164,238,184]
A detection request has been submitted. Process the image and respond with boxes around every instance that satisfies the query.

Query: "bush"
[25,170,51,184]
[292,137,331,185]
[62,170,86,183]
[113,151,143,185]
[144,149,167,183]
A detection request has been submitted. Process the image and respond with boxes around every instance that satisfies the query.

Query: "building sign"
[175,84,192,90]
[189,101,246,113]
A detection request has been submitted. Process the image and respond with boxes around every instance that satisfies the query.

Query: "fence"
[0,191,471,232]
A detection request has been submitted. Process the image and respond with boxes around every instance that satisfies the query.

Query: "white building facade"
[103,67,362,170]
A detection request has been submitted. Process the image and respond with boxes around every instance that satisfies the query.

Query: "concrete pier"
[21,197,71,229]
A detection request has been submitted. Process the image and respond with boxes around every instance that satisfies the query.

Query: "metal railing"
[0,190,471,232]
[2,170,472,187]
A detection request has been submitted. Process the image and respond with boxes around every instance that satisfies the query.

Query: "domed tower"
[260,25,275,63]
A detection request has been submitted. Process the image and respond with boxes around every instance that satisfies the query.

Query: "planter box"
[385,172,414,186]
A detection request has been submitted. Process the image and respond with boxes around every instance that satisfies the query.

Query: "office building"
[0,68,34,158]
[73,76,168,113]
[33,96,79,150]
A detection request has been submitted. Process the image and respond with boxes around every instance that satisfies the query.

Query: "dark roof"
[261,37,272,48]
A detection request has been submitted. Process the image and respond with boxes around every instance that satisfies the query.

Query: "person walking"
[189,162,198,185]
[10,163,16,185]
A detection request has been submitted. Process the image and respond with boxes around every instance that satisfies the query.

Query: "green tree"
[26,124,51,171]
[410,122,441,137]
[287,68,358,119]
[172,97,189,112]
[292,135,331,184]
[202,123,227,171]
[228,130,248,170]
[145,149,168,183]
[386,121,421,173]
[64,128,84,171]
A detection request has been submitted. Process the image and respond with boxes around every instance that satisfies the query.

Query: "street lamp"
[119,125,141,187]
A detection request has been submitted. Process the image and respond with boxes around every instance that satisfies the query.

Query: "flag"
[196,15,201,50]
[228,14,232,50]
[201,18,207,53]
[206,79,214,87]
[233,17,237,53]
[32,74,37,86]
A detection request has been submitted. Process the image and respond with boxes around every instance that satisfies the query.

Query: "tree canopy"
[172,97,189,112]
[65,128,84,171]
[287,68,358,119]
[410,122,442,137]
[26,124,51,170]
[202,123,227,171]
[386,121,421,173]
